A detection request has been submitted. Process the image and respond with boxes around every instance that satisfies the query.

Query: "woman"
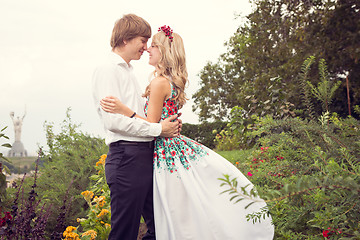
[101,25,274,240]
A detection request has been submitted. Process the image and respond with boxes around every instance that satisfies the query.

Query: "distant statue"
[8,109,27,157]
[10,111,26,142]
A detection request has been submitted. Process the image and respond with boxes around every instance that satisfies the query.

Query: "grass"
[216,149,253,164]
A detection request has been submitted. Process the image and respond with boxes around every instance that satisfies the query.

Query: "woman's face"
[147,42,161,67]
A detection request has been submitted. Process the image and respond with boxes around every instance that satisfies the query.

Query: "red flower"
[171,151,176,156]
[323,229,330,238]
[4,212,12,220]
[247,172,253,176]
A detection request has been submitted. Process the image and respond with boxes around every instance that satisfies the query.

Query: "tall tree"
[193,0,360,122]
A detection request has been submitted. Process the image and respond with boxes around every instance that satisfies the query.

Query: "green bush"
[39,108,108,237]
[4,108,108,238]
[0,126,11,211]
[220,114,360,239]
[182,121,227,149]
[62,154,111,240]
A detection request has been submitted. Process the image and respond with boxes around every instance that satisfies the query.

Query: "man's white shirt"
[92,51,161,145]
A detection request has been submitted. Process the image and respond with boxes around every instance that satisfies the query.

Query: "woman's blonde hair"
[110,14,151,49]
[144,30,188,109]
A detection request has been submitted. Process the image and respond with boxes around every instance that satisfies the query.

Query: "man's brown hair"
[110,14,152,49]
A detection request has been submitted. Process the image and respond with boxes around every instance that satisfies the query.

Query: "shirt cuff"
[149,123,162,137]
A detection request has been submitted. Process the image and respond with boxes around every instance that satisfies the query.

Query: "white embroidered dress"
[146,85,275,240]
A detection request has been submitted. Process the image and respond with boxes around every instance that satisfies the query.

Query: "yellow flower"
[96,154,107,166]
[82,230,97,240]
[63,226,76,236]
[93,195,106,208]
[81,190,94,201]
[98,201,105,208]
[99,196,106,201]
[63,226,80,240]
[97,209,109,218]
[105,223,111,228]
[98,196,106,208]
[77,218,86,223]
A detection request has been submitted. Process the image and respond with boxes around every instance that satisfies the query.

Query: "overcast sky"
[0,0,252,156]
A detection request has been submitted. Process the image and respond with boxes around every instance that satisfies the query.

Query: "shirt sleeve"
[92,65,162,137]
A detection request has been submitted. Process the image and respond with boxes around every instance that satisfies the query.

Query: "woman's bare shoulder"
[151,76,170,85]
[149,76,171,90]
[149,76,171,98]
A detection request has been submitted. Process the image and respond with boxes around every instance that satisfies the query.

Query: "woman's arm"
[100,77,170,123]
[100,96,146,119]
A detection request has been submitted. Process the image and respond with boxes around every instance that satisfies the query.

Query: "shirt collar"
[109,51,133,70]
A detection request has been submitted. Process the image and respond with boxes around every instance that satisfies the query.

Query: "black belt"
[110,140,154,149]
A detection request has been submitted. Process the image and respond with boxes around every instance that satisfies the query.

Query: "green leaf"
[1,143,11,148]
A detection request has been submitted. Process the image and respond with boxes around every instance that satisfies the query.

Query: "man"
[92,14,180,240]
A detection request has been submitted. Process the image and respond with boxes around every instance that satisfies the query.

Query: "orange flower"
[96,154,107,166]
[82,230,97,240]
[97,209,109,218]
[81,190,94,201]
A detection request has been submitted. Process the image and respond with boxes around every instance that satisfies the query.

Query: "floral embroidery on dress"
[145,82,208,173]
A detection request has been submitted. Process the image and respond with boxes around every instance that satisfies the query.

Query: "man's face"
[125,36,148,61]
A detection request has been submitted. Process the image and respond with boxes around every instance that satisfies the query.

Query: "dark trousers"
[105,141,156,240]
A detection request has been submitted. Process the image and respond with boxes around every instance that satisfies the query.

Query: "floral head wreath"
[158,25,173,42]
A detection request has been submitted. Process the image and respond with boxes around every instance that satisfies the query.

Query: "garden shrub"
[63,154,111,240]
[0,126,11,212]
[3,108,108,238]
[182,121,227,149]
[38,108,108,237]
[220,113,360,239]
[0,154,53,239]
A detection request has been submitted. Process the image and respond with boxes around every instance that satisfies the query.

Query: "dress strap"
[166,78,177,99]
